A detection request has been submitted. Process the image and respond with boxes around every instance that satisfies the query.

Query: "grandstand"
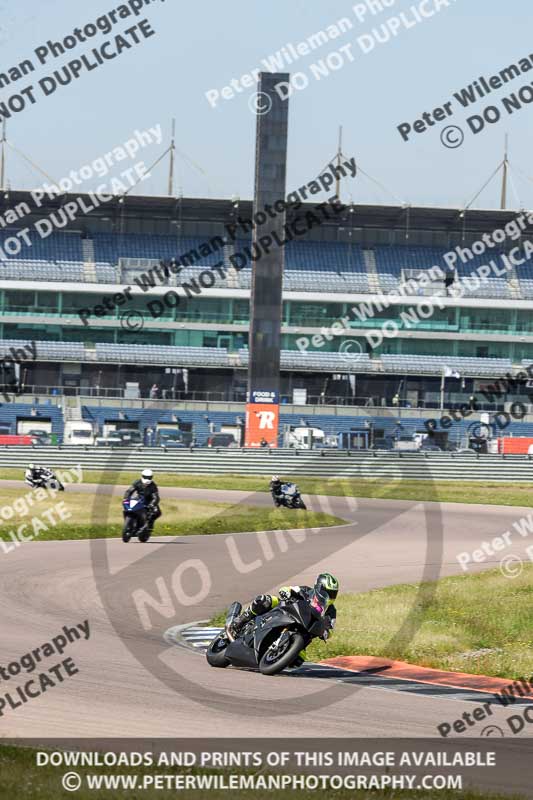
[2,190,533,446]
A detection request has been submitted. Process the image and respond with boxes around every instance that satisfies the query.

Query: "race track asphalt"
[1,480,532,795]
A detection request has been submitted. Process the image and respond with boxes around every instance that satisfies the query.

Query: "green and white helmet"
[314,572,339,601]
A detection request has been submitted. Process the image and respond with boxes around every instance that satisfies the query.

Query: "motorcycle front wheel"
[122,517,135,543]
[259,632,305,675]
[206,635,230,668]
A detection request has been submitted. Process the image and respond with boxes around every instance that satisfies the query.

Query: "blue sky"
[1,0,532,209]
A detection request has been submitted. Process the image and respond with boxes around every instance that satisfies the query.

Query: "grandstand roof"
[1,190,532,239]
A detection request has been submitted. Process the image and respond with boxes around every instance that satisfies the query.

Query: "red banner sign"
[244,402,279,448]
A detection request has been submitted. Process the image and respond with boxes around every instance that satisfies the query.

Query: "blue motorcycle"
[122,494,151,543]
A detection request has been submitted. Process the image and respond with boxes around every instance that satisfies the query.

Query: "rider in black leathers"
[230,573,340,664]
[123,469,162,532]
[25,464,46,488]
[270,475,284,505]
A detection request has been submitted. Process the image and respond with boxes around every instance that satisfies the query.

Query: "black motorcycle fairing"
[123,506,148,536]
[224,636,258,669]
[224,609,304,669]
[212,596,327,673]
[252,599,325,658]
[252,608,298,659]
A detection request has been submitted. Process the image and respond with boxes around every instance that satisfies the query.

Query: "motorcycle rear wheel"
[259,632,305,675]
[206,635,230,668]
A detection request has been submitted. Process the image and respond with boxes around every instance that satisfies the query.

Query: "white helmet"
[28,463,34,470]
[272,475,280,482]
[141,469,154,485]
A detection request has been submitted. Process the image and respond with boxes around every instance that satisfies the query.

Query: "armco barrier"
[1,446,533,481]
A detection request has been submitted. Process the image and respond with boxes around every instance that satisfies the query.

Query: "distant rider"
[25,463,45,488]
[270,475,284,505]
[230,573,339,663]
[123,469,162,532]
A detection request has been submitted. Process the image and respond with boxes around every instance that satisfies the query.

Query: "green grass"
[211,565,533,680]
[3,469,533,508]
[0,489,343,542]
[309,565,533,678]
[0,744,522,800]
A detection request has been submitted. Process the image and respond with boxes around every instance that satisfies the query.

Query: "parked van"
[64,421,95,445]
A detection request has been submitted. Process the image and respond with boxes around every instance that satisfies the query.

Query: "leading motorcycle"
[122,494,151,543]
[273,482,306,510]
[206,589,329,675]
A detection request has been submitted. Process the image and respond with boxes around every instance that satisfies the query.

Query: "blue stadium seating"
[0,231,83,261]
[0,401,64,439]
[92,234,224,266]
[0,229,525,300]
[285,241,366,273]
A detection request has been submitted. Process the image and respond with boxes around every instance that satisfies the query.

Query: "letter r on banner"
[244,392,279,448]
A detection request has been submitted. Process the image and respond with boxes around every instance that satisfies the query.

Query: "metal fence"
[8,386,528,412]
[1,446,533,481]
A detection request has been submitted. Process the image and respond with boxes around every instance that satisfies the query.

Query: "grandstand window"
[5,289,34,313]
[62,293,88,314]
[4,324,61,341]
[461,308,512,334]
[402,341,455,356]
[289,303,331,326]
[70,329,116,344]
[233,300,249,322]
[516,311,533,333]
[36,292,59,314]
[115,330,172,346]
[455,342,507,358]
[515,344,533,359]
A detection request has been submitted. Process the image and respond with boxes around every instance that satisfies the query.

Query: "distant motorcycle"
[27,468,65,492]
[206,591,329,675]
[273,482,306,510]
[122,494,151,543]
